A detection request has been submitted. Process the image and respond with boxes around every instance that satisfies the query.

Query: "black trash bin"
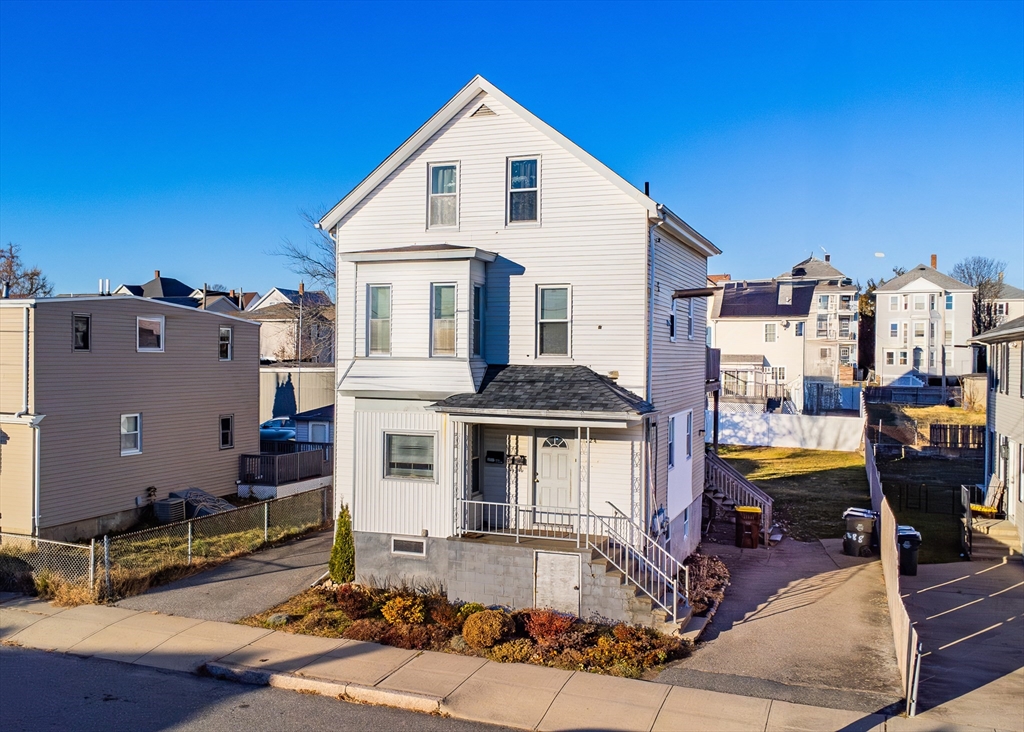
[843,508,878,557]
[897,526,922,576]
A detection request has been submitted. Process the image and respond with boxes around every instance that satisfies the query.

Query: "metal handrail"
[705,450,773,530]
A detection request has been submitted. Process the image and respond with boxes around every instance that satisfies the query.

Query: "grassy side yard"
[901,405,986,445]
[719,446,871,541]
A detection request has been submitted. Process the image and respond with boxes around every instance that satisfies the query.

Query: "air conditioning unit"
[153,498,186,524]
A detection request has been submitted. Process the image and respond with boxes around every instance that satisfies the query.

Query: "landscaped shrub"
[457,602,485,620]
[462,609,514,649]
[332,584,370,619]
[523,609,576,643]
[380,622,431,649]
[489,638,535,663]
[381,595,426,625]
[428,599,464,631]
[328,504,355,584]
[342,618,388,642]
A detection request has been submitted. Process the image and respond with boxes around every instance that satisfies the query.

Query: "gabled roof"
[995,282,1024,301]
[248,287,333,311]
[778,255,848,281]
[875,264,973,293]
[292,404,334,422]
[970,316,1024,344]
[317,75,719,258]
[116,275,195,299]
[714,281,815,319]
[236,303,335,322]
[429,365,654,418]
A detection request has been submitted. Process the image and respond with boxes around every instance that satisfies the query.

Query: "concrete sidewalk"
[116,529,333,622]
[0,597,1012,732]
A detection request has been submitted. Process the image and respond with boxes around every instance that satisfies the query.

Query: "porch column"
[576,426,582,546]
[713,389,720,453]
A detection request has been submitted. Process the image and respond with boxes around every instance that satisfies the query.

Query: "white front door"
[667,410,693,524]
[535,430,574,509]
[535,551,581,615]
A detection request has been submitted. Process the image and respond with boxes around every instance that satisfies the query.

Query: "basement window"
[391,537,426,556]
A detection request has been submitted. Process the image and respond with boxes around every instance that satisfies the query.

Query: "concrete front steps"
[587,545,691,632]
[968,518,1022,561]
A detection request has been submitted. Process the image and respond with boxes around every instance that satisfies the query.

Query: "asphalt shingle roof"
[971,316,1024,343]
[716,281,815,318]
[875,265,973,293]
[292,404,334,421]
[778,255,848,281]
[996,282,1024,300]
[430,365,654,416]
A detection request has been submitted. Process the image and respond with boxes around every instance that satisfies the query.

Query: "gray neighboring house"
[970,316,1024,551]
[0,294,259,540]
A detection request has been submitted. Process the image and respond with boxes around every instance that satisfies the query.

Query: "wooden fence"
[880,498,923,715]
[929,423,985,449]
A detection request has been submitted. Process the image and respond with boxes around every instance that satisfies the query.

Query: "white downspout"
[31,417,44,536]
[646,223,658,403]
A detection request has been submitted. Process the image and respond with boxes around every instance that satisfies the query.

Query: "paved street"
[117,529,333,622]
[0,645,511,732]
[659,538,904,713]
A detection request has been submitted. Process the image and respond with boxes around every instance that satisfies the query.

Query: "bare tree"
[0,243,54,297]
[950,256,1007,335]
[272,209,336,299]
[857,267,906,371]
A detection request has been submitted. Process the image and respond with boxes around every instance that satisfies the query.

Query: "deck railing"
[456,498,689,622]
[259,440,333,461]
[239,449,329,486]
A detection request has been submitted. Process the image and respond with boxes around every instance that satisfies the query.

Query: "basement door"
[534,551,581,615]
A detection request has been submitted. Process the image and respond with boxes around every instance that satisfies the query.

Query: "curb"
[204,661,442,715]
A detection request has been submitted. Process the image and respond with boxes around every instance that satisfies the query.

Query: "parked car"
[259,417,296,441]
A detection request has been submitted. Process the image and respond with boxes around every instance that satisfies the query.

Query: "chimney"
[2,281,10,299]
[998,271,1004,284]
[229,289,235,297]
[299,281,305,297]
[644,181,650,196]
[154,269,161,279]
[824,253,831,263]
[930,254,937,269]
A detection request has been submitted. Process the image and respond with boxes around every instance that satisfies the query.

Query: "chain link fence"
[0,533,98,596]
[0,487,331,602]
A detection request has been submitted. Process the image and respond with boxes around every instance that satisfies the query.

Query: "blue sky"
[1,0,1022,297]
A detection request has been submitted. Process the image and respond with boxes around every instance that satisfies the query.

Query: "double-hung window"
[369,285,391,356]
[685,411,693,459]
[428,163,458,228]
[219,415,233,449]
[899,351,908,366]
[120,414,142,455]
[889,323,898,340]
[385,433,435,480]
[944,322,953,346]
[795,322,804,337]
[914,322,925,341]
[137,316,164,352]
[73,314,91,351]
[538,286,570,356]
[508,157,539,223]
[668,416,675,469]
[885,351,895,366]
[472,285,483,357]
[929,294,937,311]
[219,327,232,360]
[764,323,777,343]
[889,296,899,311]
[914,294,926,311]
[431,284,456,356]
[687,299,695,340]
[945,294,953,310]
[816,315,828,338]
[818,295,830,310]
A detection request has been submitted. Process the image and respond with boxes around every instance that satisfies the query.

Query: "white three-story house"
[318,77,719,625]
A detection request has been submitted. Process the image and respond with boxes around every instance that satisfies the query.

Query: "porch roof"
[428,365,654,422]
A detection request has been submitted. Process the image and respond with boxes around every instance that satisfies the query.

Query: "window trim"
[384,431,438,482]
[506,155,541,225]
[368,284,392,357]
[136,315,165,353]
[219,414,234,450]
[472,285,483,357]
[536,285,572,357]
[685,411,693,460]
[309,421,330,443]
[795,322,804,337]
[430,283,457,357]
[219,326,233,361]
[670,300,677,342]
[427,161,459,229]
[764,323,777,343]
[391,537,427,557]
[73,313,91,352]
[120,413,142,456]
[687,299,695,340]
[668,416,675,469]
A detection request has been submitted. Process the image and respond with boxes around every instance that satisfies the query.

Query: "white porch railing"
[456,498,689,623]
[705,450,773,530]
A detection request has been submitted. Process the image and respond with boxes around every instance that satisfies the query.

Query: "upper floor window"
[885,351,895,366]
[687,299,695,340]
[670,300,677,342]
[816,315,828,338]
[668,416,675,468]
[764,323,777,343]
[685,411,693,459]
[944,322,953,346]
[369,285,391,356]
[929,294,937,311]
[795,322,804,337]
[472,285,483,356]
[841,294,853,310]
[818,295,830,310]
[945,294,953,310]
[137,316,164,352]
[73,314,91,351]
[219,327,232,360]
[996,302,1007,316]
[428,163,458,228]
[914,294,926,311]
[120,413,142,455]
[889,295,899,311]
[432,284,456,356]
[913,322,925,341]
[508,157,539,223]
[889,323,898,339]
[538,286,570,356]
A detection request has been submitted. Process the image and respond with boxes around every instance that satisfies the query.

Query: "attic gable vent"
[471,104,496,118]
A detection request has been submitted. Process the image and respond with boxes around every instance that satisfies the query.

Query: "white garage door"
[534,551,580,615]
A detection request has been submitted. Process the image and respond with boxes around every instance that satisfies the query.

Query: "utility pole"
[297,281,304,414]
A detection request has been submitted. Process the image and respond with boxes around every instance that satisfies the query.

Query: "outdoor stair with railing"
[704,448,782,546]
[967,518,1022,561]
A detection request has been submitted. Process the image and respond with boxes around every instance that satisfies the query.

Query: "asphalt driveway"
[658,537,904,713]
[117,529,333,622]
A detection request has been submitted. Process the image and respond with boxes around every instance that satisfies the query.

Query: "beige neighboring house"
[240,287,334,364]
[0,295,259,540]
[993,279,1024,326]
